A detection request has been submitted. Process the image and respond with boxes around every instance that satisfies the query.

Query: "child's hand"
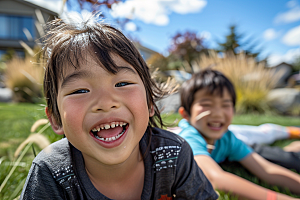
[283,141,300,152]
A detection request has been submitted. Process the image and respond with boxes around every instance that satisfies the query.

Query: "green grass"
[162,112,300,199]
[0,103,63,200]
[1,103,300,199]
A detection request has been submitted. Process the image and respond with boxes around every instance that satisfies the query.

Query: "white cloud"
[282,25,300,46]
[169,0,207,14]
[198,31,211,40]
[274,6,300,24]
[287,0,297,8]
[268,48,300,66]
[110,0,207,26]
[263,28,279,41]
[25,0,63,14]
[125,21,137,32]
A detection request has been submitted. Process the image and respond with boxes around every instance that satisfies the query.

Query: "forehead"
[59,53,134,78]
[194,88,232,101]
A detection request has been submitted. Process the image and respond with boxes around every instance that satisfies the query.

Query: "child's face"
[50,53,153,165]
[188,88,234,144]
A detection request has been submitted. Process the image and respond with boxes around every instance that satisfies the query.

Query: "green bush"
[5,56,44,103]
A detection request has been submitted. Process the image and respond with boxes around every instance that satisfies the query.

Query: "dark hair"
[180,69,236,116]
[43,14,168,128]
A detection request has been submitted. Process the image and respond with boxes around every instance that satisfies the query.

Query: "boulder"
[0,87,13,102]
[267,88,300,113]
[156,93,180,114]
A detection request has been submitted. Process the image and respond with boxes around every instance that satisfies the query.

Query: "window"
[0,14,35,40]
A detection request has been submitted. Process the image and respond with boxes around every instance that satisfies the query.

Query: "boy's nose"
[92,90,120,112]
[210,106,222,117]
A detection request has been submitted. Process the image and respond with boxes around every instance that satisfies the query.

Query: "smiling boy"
[20,13,217,200]
[178,69,300,200]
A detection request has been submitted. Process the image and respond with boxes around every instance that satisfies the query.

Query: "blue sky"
[27,0,300,66]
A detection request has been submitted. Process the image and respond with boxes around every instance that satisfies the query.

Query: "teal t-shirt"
[178,119,253,163]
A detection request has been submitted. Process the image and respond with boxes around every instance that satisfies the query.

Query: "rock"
[0,87,13,102]
[156,93,180,114]
[267,88,300,113]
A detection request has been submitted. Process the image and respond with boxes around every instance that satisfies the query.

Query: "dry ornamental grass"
[193,51,284,113]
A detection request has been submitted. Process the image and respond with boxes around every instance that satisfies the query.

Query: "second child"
[178,69,300,200]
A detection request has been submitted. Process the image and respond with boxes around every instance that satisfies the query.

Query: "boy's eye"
[223,104,232,108]
[70,89,89,95]
[201,104,211,107]
[115,82,132,87]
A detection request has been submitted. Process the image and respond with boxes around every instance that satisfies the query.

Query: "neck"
[83,145,145,199]
[84,145,142,183]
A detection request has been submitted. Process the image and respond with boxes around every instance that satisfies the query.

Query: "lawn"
[0,103,300,199]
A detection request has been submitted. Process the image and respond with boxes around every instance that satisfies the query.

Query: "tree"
[292,55,300,73]
[168,31,207,73]
[64,0,120,11]
[217,25,262,59]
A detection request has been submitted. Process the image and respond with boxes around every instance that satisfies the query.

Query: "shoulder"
[151,127,193,153]
[148,128,193,171]
[152,127,186,145]
[32,138,72,172]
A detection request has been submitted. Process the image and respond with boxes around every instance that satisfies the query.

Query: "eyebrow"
[60,70,93,89]
[223,99,233,103]
[116,66,137,75]
[199,98,232,103]
[60,66,137,89]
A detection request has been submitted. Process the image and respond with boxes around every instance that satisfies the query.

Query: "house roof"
[13,0,59,16]
[272,62,293,68]
[133,42,158,55]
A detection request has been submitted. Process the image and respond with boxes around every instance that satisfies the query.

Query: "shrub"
[193,51,283,114]
[4,56,44,103]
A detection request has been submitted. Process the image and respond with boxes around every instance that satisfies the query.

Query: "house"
[270,62,293,88]
[133,42,158,61]
[0,0,58,60]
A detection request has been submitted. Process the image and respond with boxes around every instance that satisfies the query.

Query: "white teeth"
[93,122,127,132]
[210,123,221,127]
[94,127,126,142]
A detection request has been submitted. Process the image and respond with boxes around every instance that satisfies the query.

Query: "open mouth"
[91,122,128,142]
[207,122,223,128]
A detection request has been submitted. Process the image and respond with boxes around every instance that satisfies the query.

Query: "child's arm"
[194,155,298,200]
[240,152,300,195]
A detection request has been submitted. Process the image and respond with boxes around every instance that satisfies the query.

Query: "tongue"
[96,126,123,138]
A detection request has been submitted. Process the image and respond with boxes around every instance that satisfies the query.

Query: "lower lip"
[208,126,222,131]
[90,126,128,148]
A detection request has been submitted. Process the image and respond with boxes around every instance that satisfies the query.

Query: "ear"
[178,107,190,121]
[45,107,64,135]
[149,104,155,117]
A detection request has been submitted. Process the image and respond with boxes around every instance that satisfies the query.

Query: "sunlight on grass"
[1,103,300,199]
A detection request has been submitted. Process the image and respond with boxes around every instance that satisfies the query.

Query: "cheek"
[128,88,149,112]
[59,99,85,129]
[225,108,234,122]
[190,104,206,118]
